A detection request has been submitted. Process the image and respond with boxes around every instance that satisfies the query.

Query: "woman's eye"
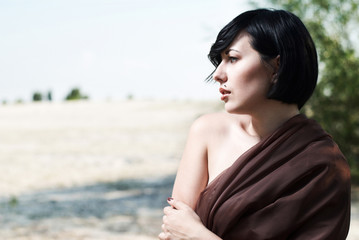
[229,57,238,63]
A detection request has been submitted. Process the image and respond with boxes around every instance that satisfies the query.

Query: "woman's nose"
[213,63,227,84]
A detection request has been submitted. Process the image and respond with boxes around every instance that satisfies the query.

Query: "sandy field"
[0,100,357,239]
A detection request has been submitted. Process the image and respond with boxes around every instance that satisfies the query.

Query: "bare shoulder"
[191,112,227,131]
[190,112,248,136]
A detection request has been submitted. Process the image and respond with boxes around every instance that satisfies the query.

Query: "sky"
[0,0,270,102]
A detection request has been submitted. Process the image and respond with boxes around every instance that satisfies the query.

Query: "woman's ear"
[271,55,280,83]
[273,55,280,73]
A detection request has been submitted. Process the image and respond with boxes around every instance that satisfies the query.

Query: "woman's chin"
[224,102,249,115]
[224,103,240,114]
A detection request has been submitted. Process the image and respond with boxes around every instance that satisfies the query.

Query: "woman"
[159,9,350,240]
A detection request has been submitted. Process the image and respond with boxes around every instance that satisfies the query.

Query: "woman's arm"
[159,116,222,240]
[171,116,210,209]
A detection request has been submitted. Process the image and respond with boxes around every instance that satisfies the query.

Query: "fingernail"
[167,197,174,202]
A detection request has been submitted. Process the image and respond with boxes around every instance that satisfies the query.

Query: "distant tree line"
[32,90,52,102]
[1,88,89,105]
[64,88,89,101]
[31,88,89,102]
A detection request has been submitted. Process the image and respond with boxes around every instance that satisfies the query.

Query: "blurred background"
[0,0,358,239]
[0,0,248,102]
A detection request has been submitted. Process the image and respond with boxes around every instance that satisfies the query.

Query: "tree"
[126,93,134,101]
[15,99,23,104]
[65,88,89,101]
[47,90,52,101]
[252,0,359,182]
[32,92,42,102]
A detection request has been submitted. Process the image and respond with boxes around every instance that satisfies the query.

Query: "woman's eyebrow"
[225,49,241,55]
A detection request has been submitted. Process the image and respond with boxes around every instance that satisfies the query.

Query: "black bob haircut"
[207,9,318,109]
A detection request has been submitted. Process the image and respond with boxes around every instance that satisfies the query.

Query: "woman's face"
[213,32,275,114]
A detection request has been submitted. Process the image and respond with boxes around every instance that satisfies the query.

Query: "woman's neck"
[244,102,299,139]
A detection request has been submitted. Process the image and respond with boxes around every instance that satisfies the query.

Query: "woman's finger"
[158,231,171,240]
[161,223,168,233]
[163,206,176,216]
[158,231,165,240]
[167,198,191,211]
[163,206,175,215]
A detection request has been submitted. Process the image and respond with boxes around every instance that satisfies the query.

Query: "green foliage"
[126,93,134,101]
[15,99,23,104]
[9,196,18,207]
[65,88,89,101]
[47,90,52,101]
[32,92,42,102]
[253,0,359,183]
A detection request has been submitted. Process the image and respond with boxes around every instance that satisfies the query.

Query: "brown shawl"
[195,114,351,240]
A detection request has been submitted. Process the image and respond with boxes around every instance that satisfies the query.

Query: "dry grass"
[0,100,219,239]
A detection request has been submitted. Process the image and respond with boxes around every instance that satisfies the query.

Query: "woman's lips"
[219,88,231,101]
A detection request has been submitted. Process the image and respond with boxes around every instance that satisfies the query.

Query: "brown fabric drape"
[195,114,350,240]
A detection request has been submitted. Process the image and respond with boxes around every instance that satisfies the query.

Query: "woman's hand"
[158,198,221,240]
